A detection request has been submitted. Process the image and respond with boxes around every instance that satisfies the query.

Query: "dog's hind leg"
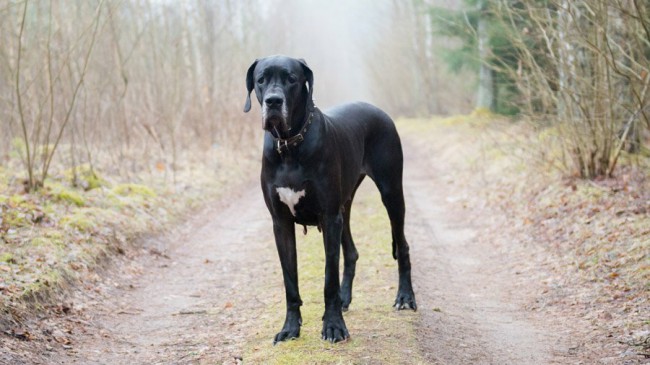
[366,137,417,311]
[377,178,417,311]
[380,182,417,310]
[340,175,365,311]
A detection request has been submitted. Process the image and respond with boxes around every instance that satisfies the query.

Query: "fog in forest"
[242,0,466,113]
[250,0,382,107]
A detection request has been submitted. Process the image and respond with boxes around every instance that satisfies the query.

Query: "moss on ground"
[112,183,156,198]
[63,164,107,190]
[59,210,96,232]
[0,252,14,263]
[48,182,86,207]
[0,152,256,313]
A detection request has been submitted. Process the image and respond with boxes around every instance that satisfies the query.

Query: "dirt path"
[48,184,279,364]
[41,138,573,364]
[402,140,564,364]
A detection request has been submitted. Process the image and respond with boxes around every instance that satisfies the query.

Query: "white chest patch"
[276,187,306,217]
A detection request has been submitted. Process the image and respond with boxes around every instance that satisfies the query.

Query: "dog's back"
[324,102,404,186]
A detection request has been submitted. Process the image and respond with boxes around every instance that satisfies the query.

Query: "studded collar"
[274,110,314,155]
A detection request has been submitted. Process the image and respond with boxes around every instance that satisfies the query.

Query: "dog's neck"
[289,106,307,133]
[272,100,315,156]
[279,98,313,139]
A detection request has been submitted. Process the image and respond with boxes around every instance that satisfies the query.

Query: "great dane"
[243,55,416,344]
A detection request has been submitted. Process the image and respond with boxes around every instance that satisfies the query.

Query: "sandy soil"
[402,140,566,364]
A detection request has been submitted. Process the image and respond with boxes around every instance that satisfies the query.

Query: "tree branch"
[41,0,105,184]
[15,0,33,190]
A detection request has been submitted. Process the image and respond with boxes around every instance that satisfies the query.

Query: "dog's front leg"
[272,218,302,344]
[321,213,350,343]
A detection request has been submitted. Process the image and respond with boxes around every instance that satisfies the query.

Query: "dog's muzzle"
[262,94,289,132]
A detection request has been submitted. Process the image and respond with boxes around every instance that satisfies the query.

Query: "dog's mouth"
[263,116,287,133]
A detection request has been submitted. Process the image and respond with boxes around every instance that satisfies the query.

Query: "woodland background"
[1,0,648,186]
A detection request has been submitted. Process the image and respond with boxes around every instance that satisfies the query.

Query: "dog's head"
[243,56,314,134]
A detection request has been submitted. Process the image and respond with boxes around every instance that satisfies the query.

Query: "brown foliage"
[496,0,650,178]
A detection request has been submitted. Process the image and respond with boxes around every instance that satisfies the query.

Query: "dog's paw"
[394,289,417,311]
[273,312,302,345]
[273,327,300,344]
[321,313,350,343]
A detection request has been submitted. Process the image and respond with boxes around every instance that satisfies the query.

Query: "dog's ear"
[244,59,258,113]
[298,59,314,108]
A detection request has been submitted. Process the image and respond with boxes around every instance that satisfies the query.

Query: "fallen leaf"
[52,303,72,314]
[52,329,72,345]
[6,328,31,341]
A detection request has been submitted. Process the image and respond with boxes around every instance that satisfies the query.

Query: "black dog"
[244,55,416,344]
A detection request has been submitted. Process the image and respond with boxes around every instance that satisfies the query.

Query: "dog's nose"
[264,95,284,108]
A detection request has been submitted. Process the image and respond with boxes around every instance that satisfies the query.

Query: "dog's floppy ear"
[298,58,314,109]
[243,59,258,113]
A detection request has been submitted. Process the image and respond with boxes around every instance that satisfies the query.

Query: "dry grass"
[0,146,257,327]
[398,114,650,359]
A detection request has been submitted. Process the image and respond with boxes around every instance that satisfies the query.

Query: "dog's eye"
[288,76,297,84]
[257,77,264,84]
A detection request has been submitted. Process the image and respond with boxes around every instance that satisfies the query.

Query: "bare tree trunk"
[477,0,495,111]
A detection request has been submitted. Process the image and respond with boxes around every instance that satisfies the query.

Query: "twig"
[173,310,207,316]
[116,309,143,315]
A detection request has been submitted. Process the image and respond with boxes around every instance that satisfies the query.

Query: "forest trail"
[40,133,579,365]
[45,184,278,364]
[401,138,564,364]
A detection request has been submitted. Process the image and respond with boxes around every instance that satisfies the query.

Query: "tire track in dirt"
[402,138,563,364]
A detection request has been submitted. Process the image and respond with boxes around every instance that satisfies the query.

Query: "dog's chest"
[276,186,305,217]
[274,181,319,222]
[270,163,321,224]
